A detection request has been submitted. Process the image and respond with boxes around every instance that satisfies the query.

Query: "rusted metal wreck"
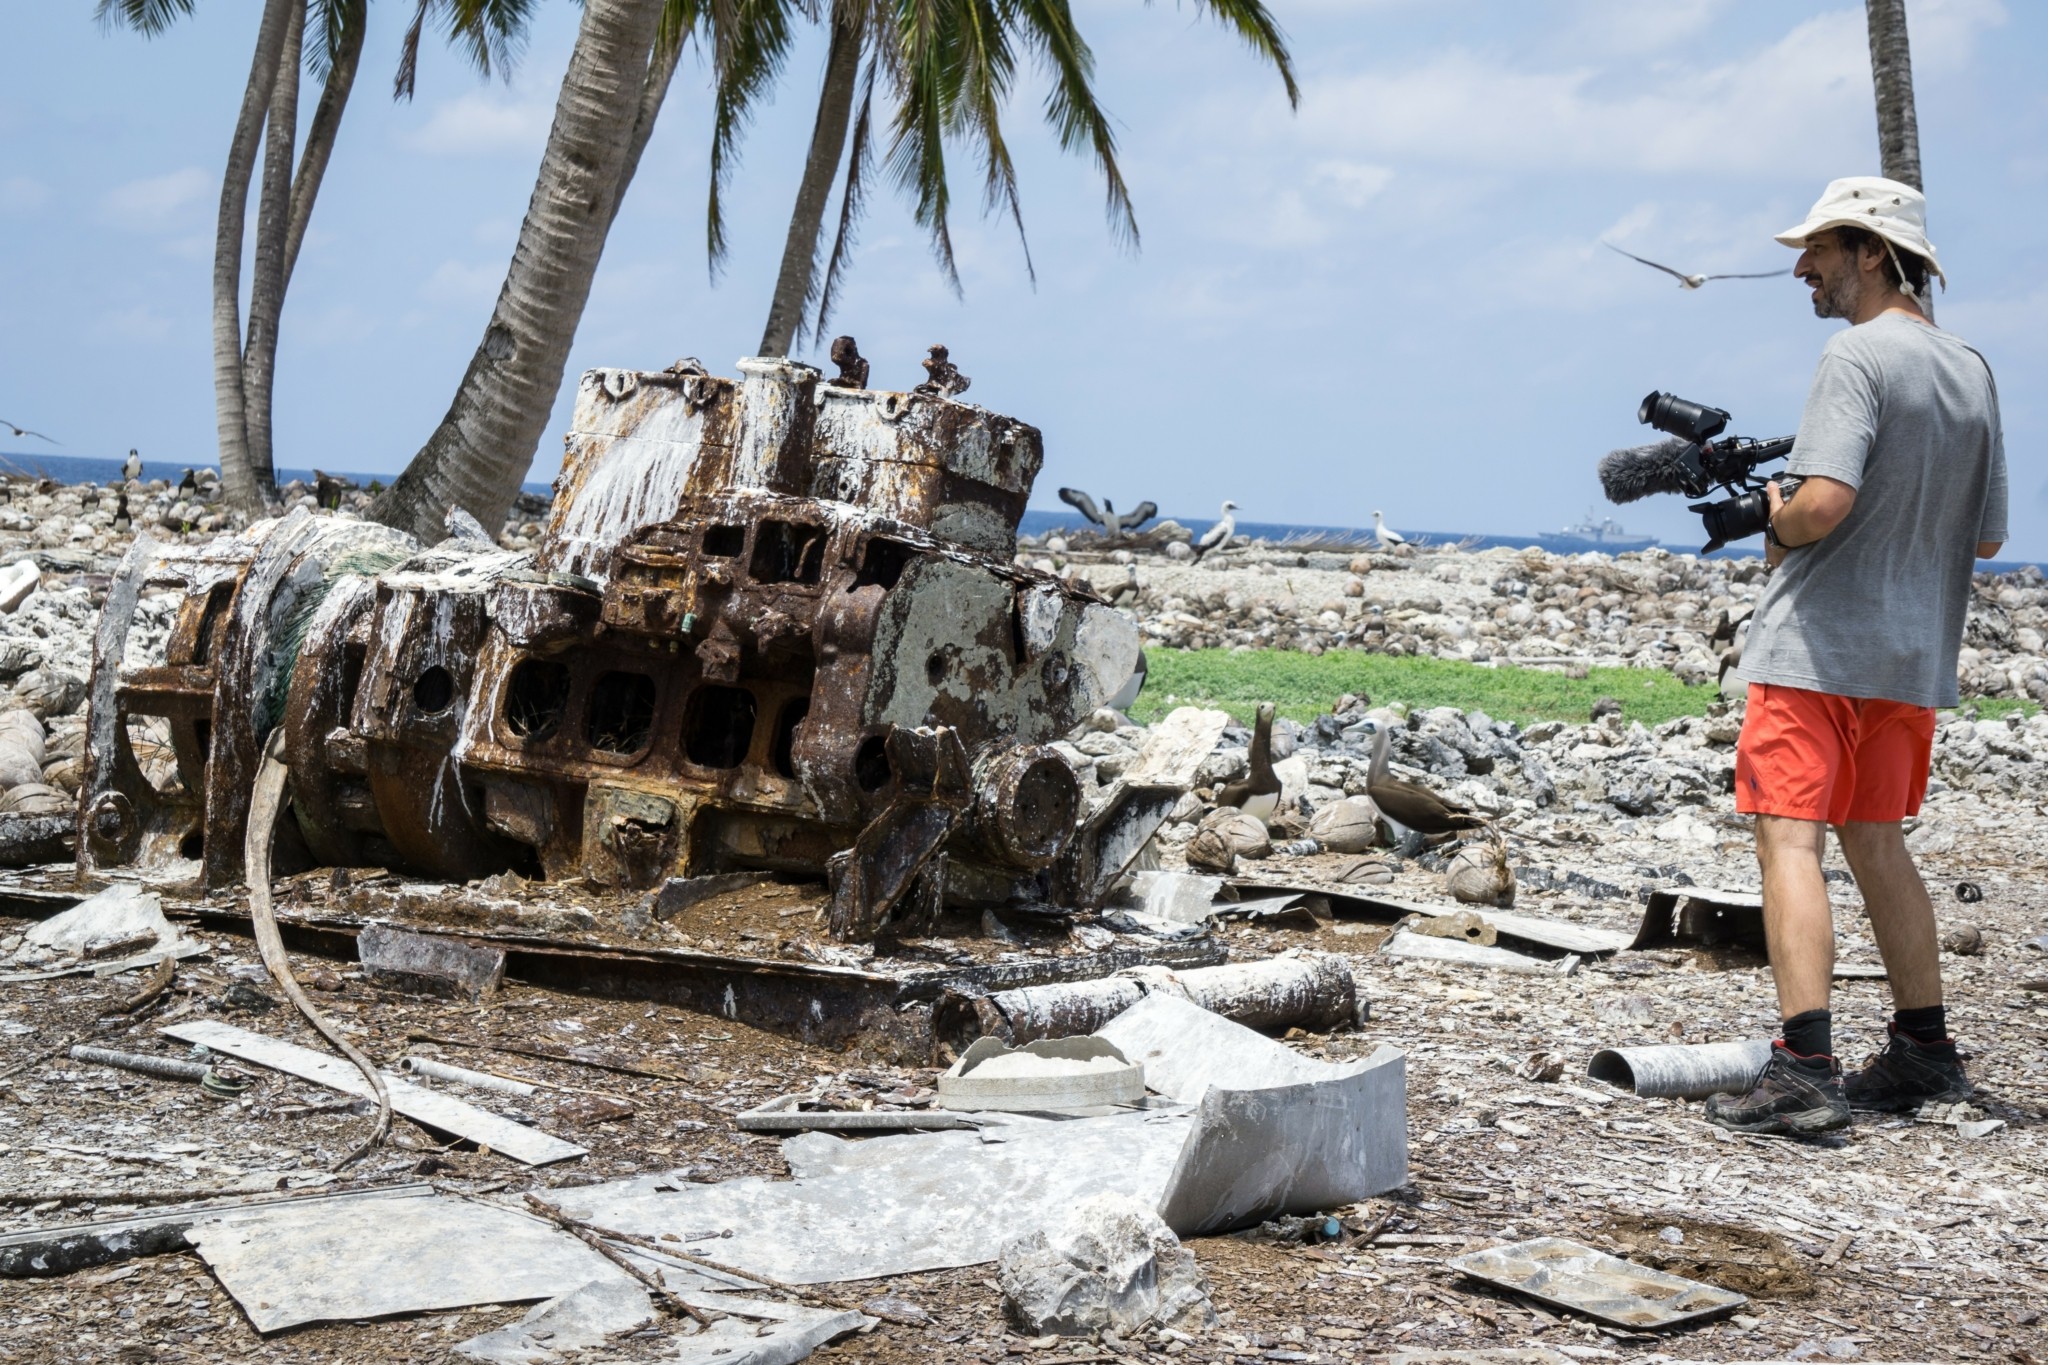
[81,350,1169,939]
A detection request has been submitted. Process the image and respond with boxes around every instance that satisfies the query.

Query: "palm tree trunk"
[370,0,667,546]
[1865,0,1921,190]
[214,0,297,517]
[283,3,366,291]
[240,0,306,510]
[757,1,864,358]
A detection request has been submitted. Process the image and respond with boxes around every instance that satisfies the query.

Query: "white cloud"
[1314,161,1394,209]
[1227,2,2004,183]
[422,259,503,305]
[0,175,50,216]
[101,167,211,229]
[404,92,553,155]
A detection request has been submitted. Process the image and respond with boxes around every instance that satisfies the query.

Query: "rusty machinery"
[79,353,1175,939]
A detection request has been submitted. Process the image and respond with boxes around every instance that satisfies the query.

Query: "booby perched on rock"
[1058,487,1159,538]
[1191,501,1238,561]
[1217,701,1283,824]
[1372,510,1405,550]
[121,449,143,481]
[1366,722,1486,836]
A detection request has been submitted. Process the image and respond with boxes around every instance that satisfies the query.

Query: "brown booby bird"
[1217,701,1283,824]
[1367,722,1487,836]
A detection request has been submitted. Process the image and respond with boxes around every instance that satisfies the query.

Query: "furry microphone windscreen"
[1598,437,1697,504]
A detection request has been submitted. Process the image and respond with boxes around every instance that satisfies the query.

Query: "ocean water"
[12,447,2037,571]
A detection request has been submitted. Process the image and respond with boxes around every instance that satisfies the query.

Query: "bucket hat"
[1775,176,1944,292]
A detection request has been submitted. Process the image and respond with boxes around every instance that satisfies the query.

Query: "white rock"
[998,1192,1217,1337]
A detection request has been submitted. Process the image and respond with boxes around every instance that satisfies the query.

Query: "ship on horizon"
[1537,509,1659,553]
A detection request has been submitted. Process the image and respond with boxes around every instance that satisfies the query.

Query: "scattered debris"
[936,1036,1145,1112]
[1940,921,1985,956]
[163,1020,587,1166]
[734,1093,977,1133]
[1447,1235,1747,1329]
[67,1044,248,1095]
[969,952,1359,1043]
[0,883,203,979]
[997,1192,1216,1336]
[1586,1039,1772,1099]
[358,923,507,1000]
[1380,929,1578,975]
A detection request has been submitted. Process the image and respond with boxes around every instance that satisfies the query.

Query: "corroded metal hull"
[80,356,1158,937]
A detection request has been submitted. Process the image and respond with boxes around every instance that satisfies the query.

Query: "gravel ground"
[1,494,2045,1363]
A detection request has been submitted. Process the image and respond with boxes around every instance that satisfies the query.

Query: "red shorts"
[1734,682,1935,825]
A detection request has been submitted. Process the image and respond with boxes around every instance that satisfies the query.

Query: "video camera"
[1599,392,1797,553]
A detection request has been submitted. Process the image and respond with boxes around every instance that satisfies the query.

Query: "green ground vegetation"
[1128,648,2040,730]
[1129,649,1716,728]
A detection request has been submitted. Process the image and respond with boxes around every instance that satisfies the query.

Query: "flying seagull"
[1372,510,1405,550]
[1191,500,1237,561]
[1603,242,1787,290]
[1,419,58,445]
[1057,487,1159,537]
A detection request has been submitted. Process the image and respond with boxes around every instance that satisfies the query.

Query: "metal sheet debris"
[1445,1236,1747,1330]
[1587,1039,1773,1100]
[185,1192,629,1331]
[1380,929,1580,975]
[1229,881,1628,955]
[545,994,1406,1283]
[163,1020,586,1165]
[0,1182,437,1278]
[1100,995,1408,1234]
[1630,886,1764,951]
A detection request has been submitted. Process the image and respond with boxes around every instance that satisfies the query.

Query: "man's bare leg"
[1756,814,1834,1018]
[1834,820,1942,1010]
[1703,813,1849,1133]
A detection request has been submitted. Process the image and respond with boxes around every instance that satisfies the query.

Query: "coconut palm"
[370,0,681,542]
[1865,0,1921,191]
[742,0,1299,358]
[97,0,532,515]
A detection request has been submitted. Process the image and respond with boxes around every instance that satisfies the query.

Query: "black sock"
[1781,1008,1832,1060]
[1893,1004,1949,1046]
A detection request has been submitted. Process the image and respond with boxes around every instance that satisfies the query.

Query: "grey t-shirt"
[1738,312,2007,708]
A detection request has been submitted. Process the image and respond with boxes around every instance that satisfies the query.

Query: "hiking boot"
[1703,1043,1850,1136]
[1844,1024,1973,1112]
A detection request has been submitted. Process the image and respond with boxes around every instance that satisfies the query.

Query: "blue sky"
[2,1,2040,553]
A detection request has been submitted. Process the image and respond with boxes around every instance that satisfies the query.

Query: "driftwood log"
[969,953,1358,1045]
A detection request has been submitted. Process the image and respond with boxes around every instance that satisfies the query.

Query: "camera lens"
[1639,392,1730,445]
[1697,489,1772,554]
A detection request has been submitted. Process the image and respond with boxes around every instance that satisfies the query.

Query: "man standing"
[1704,177,2007,1136]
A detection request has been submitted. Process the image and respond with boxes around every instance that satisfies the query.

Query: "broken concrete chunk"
[455,1275,654,1364]
[997,1192,1217,1337]
[937,1036,1144,1112]
[358,923,505,1001]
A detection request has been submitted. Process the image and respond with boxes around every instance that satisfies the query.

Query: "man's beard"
[1812,266,1861,320]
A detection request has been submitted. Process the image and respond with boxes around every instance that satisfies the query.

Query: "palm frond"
[396,0,538,100]
[1171,0,1298,107]
[1012,0,1134,249]
[93,0,197,38]
[882,0,963,292]
[949,0,1034,281]
[706,0,810,272]
[307,0,366,83]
